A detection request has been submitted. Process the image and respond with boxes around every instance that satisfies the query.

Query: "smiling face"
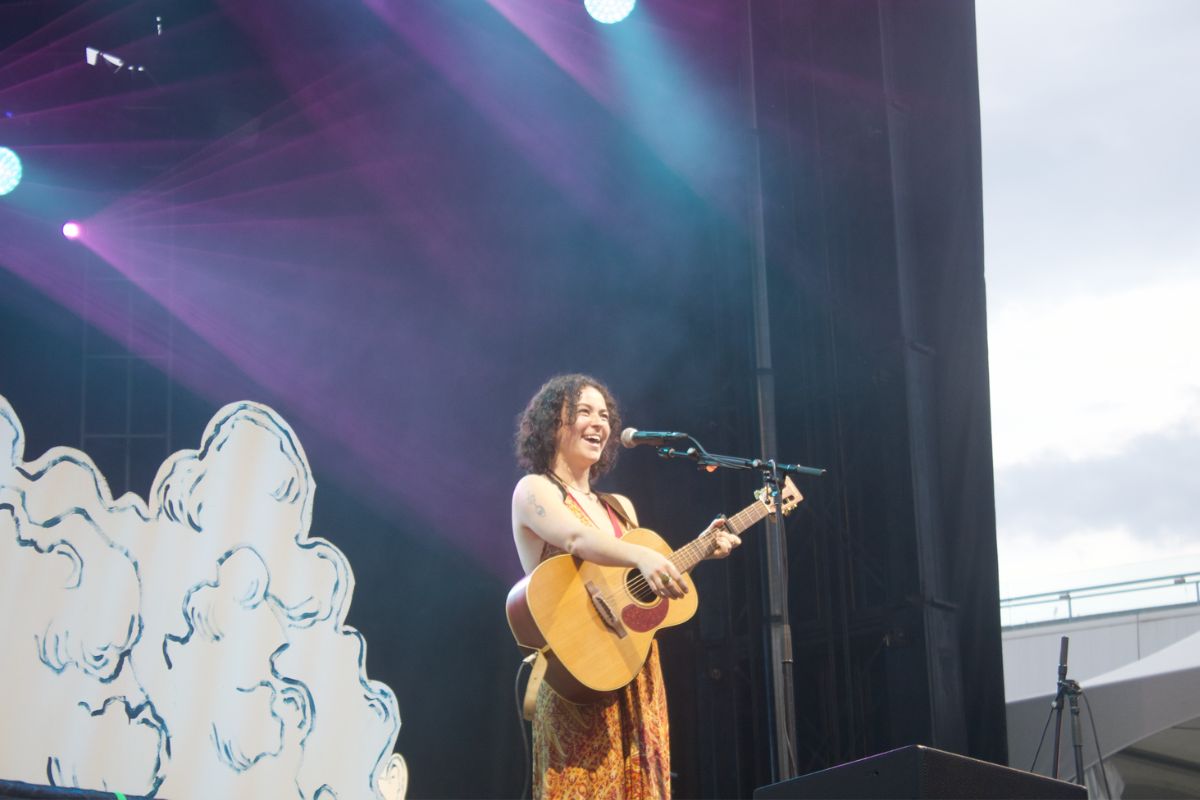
[516,374,623,480]
[554,385,611,472]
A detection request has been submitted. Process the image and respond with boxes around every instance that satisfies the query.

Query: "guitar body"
[506,527,698,704]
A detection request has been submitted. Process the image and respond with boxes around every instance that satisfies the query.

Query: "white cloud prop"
[0,395,406,799]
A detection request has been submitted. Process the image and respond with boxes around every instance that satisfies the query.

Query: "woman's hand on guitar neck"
[703,516,742,560]
[635,549,688,599]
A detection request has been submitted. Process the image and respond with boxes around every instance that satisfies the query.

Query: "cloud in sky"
[977,2,1200,596]
[978,0,1200,297]
[995,424,1200,543]
[988,277,1200,469]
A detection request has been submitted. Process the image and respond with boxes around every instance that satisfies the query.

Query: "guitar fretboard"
[669,496,773,574]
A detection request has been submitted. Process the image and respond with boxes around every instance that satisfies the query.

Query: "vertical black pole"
[743,0,798,782]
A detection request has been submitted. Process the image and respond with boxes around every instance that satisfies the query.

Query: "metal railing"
[1001,572,1200,628]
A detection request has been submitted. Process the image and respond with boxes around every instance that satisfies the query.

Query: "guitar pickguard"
[620,600,669,633]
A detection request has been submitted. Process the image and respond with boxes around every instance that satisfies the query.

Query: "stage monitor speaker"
[752,745,1086,799]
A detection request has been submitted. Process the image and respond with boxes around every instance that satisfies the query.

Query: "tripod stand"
[1050,636,1084,785]
[1029,635,1114,797]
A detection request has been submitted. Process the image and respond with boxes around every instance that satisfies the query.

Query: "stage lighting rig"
[85,46,145,74]
[0,147,21,196]
[584,0,636,24]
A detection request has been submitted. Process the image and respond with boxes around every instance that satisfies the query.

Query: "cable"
[514,658,533,799]
[1081,691,1114,799]
[1029,701,1056,772]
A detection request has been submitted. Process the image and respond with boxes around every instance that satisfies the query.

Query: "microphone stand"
[655,435,824,780]
[1050,635,1086,786]
[653,436,826,479]
[653,436,824,523]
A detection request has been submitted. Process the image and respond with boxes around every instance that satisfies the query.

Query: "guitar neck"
[670,497,771,574]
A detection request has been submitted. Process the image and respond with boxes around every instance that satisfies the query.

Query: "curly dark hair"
[515,374,622,480]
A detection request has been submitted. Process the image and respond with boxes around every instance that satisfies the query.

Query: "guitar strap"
[521,648,549,721]
[595,491,634,531]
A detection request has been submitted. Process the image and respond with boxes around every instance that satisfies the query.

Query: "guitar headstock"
[754,476,803,517]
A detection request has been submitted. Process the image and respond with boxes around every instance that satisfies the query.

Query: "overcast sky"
[976,0,1200,599]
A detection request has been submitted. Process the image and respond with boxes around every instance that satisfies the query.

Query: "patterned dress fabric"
[531,492,671,799]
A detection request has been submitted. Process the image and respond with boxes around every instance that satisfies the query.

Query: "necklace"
[553,473,594,497]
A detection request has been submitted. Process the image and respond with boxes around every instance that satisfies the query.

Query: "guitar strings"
[621,527,722,597]
[577,492,797,634]
[614,492,792,599]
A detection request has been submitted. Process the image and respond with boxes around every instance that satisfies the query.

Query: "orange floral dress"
[531,490,671,799]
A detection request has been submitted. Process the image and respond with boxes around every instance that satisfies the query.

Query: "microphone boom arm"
[653,436,826,477]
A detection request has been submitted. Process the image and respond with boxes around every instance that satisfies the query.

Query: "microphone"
[620,428,689,448]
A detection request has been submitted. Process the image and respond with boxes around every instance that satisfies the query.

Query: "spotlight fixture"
[62,221,82,240]
[0,147,21,196]
[85,46,145,73]
[584,0,636,24]
[85,47,123,70]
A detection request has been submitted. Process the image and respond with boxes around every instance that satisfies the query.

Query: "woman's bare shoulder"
[513,472,555,497]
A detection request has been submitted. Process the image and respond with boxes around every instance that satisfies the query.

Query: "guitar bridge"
[585,581,627,639]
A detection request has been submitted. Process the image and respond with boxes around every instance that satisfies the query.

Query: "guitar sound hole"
[626,570,658,604]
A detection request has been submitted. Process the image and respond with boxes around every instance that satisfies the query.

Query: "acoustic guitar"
[506,477,802,704]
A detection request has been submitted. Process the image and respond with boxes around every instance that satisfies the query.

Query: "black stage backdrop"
[0,1,1003,797]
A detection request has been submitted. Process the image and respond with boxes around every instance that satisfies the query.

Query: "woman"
[512,374,741,799]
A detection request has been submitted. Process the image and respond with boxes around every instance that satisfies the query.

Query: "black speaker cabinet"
[753,745,1087,799]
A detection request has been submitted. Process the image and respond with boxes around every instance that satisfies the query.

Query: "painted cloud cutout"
[0,395,406,799]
